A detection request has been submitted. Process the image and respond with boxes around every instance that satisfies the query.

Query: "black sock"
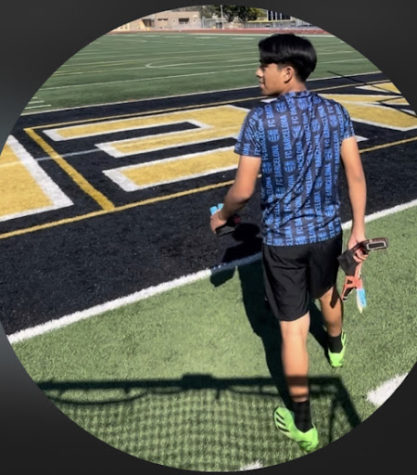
[293,400,313,432]
[328,332,343,353]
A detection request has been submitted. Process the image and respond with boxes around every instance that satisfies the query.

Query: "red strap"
[341,262,363,301]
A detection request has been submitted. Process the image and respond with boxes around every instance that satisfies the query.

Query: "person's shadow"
[210,223,330,408]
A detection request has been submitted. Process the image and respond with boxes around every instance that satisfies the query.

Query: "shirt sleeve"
[234,107,263,157]
[340,104,355,140]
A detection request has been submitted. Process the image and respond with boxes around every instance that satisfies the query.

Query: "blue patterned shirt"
[234,90,355,246]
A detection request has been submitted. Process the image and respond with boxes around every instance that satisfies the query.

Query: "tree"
[234,6,263,22]
[169,6,265,22]
[199,5,219,18]
[203,5,262,22]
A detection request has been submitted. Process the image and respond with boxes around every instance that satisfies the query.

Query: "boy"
[210,34,367,452]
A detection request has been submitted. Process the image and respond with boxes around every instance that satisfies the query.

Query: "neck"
[283,80,307,94]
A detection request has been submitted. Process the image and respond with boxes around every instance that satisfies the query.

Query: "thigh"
[308,233,343,299]
[262,244,310,322]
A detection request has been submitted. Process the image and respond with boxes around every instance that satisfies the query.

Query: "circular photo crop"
[3,4,416,472]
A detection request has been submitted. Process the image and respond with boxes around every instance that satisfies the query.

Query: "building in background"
[111,7,312,32]
[112,10,202,32]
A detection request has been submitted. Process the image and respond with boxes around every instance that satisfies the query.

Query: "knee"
[279,313,310,339]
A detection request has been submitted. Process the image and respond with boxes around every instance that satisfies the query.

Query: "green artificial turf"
[26,32,378,112]
[12,205,417,471]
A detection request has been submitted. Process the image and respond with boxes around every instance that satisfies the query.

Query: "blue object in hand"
[209,203,240,236]
[210,203,224,215]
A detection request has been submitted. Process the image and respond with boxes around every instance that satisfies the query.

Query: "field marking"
[320,58,369,65]
[96,127,221,156]
[2,130,417,240]
[239,461,263,471]
[367,373,408,407]
[27,75,386,130]
[7,198,417,344]
[55,53,258,75]
[7,252,262,344]
[0,178,237,241]
[39,61,376,91]
[0,136,73,222]
[360,135,417,153]
[320,94,417,132]
[94,105,246,157]
[24,128,115,211]
[103,147,237,191]
[40,48,358,76]
[5,73,410,238]
[25,104,52,110]
[21,71,380,116]
[145,59,256,69]
[30,148,101,162]
[44,117,204,141]
[57,47,259,69]
[49,52,361,77]
[40,67,263,91]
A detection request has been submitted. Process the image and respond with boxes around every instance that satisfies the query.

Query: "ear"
[283,65,295,82]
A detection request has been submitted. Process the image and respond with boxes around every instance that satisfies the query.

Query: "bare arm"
[340,136,367,260]
[210,155,261,233]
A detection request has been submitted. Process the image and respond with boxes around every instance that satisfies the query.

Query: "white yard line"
[40,61,375,91]
[7,198,417,344]
[57,48,257,70]
[37,67,268,91]
[25,104,52,110]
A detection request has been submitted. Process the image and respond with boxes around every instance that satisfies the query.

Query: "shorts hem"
[276,309,310,322]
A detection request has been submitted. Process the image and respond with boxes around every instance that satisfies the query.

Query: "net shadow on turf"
[38,373,361,471]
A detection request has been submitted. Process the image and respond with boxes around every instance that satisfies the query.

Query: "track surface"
[2,72,417,335]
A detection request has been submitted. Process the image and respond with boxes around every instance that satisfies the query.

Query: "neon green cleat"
[328,331,346,368]
[274,407,319,453]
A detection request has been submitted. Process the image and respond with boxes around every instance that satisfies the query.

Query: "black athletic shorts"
[262,233,343,322]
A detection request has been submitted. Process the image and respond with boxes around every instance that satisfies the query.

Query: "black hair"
[258,33,317,82]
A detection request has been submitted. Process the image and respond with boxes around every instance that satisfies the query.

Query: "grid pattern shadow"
[39,375,361,471]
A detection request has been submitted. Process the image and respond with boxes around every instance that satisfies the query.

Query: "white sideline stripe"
[363,198,417,224]
[7,198,417,345]
[239,461,263,471]
[367,373,408,407]
[7,253,261,344]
